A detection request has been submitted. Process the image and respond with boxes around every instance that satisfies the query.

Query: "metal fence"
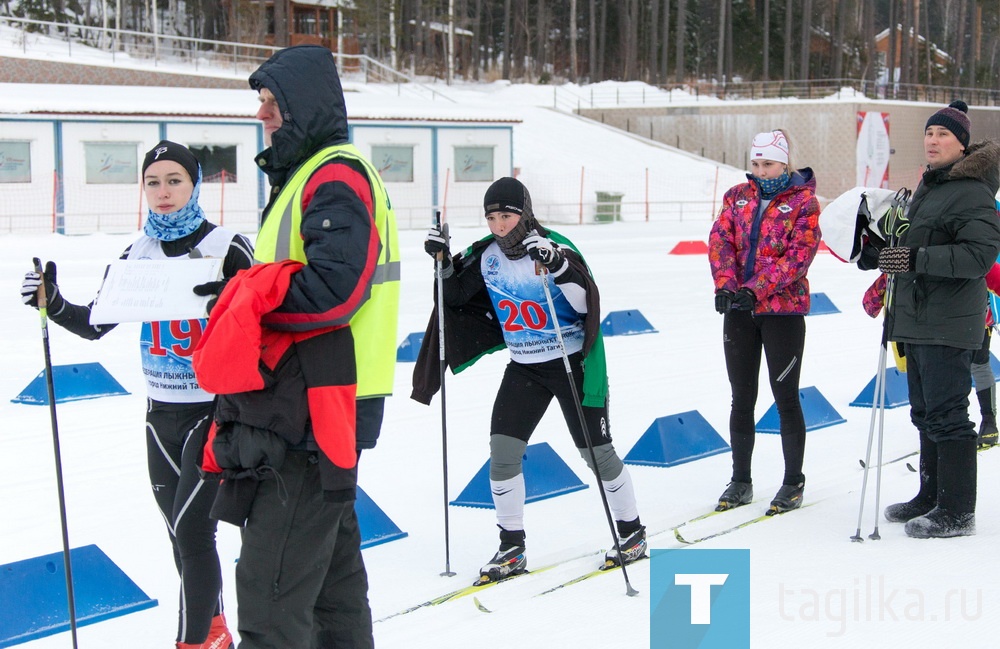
[554,77,1000,111]
[0,15,453,102]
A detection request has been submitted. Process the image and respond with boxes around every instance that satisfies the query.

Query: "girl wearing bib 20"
[418,177,645,584]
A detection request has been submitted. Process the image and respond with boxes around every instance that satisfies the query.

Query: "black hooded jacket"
[887,140,1000,349]
[249,45,379,330]
[207,46,383,502]
[250,44,349,179]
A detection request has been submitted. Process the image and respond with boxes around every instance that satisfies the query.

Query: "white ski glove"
[20,260,61,310]
[524,231,567,276]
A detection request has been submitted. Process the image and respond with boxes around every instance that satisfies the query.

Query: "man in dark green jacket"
[876,101,1000,538]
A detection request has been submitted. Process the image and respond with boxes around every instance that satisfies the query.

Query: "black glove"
[21,260,61,310]
[877,246,917,274]
[524,231,567,274]
[714,290,734,314]
[424,223,451,263]
[857,239,882,271]
[731,288,756,311]
[193,279,228,315]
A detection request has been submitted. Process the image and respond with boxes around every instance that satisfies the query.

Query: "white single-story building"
[0,83,518,234]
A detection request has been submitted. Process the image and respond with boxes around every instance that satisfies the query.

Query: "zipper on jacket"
[744,196,766,284]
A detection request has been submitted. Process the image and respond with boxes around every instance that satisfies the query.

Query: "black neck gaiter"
[496,217,532,260]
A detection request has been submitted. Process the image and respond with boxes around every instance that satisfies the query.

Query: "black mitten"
[857,240,882,271]
[193,279,229,314]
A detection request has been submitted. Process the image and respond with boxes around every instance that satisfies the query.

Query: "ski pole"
[851,333,887,542]
[33,258,80,648]
[433,213,456,578]
[537,263,638,597]
[865,188,910,541]
[853,188,912,542]
[869,327,892,541]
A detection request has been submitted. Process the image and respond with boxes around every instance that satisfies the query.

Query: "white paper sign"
[89,258,223,325]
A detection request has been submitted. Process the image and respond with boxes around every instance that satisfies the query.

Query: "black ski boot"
[767,480,804,515]
[976,387,998,448]
[978,416,998,448]
[905,438,977,538]
[715,481,753,512]
[605,518,647,567]
[885,430,937,522]
[476,527,526,585]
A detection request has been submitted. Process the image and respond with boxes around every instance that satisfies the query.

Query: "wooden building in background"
[259,0,359,54]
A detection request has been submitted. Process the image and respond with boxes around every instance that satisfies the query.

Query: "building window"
[294,8,317,35]
[84,142,138,184]
[372,145,414,183]
[188,144,238,183]
[454,146,494,182]
[0,140,31,183]
[319,11,331,38]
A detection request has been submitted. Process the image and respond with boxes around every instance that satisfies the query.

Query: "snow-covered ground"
[1,27,998,649]
[2,220,998,649]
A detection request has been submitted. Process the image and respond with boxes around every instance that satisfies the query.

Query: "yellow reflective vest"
[254,143,400,398]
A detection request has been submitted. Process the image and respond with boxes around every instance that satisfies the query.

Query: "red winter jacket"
[709,170,821,315]
[194,260,358,471]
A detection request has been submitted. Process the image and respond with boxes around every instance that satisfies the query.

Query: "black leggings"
[146,399,223,644]
[490,353,611,449]
[722,311,806,485]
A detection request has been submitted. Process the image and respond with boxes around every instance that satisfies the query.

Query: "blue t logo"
[651,549,750,648]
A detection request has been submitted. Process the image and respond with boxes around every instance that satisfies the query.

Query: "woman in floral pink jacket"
[708,129,821,516]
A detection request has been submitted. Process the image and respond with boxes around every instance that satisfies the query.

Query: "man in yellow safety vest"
[196,44,399,649]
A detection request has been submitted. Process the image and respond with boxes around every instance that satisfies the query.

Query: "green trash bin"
[595,191,624,222]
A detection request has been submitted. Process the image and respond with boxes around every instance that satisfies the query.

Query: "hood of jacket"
[249,45,349,175]
[946,139,1000,194]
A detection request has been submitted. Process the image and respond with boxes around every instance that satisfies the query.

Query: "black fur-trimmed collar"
[949,139,1000,193]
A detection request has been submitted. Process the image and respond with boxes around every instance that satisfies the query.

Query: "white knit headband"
[750,131,789,164]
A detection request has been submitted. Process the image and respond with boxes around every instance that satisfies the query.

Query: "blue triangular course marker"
[11,362,130,405]
[756,386,846,433]
[807,292,840,316]
[356,486,408,549]
[0,544,157,648]
[623,410,730,468]
[396,332,425,362]
[450,442,588,508]
[600,310,658,336]
[849,367,909,408]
